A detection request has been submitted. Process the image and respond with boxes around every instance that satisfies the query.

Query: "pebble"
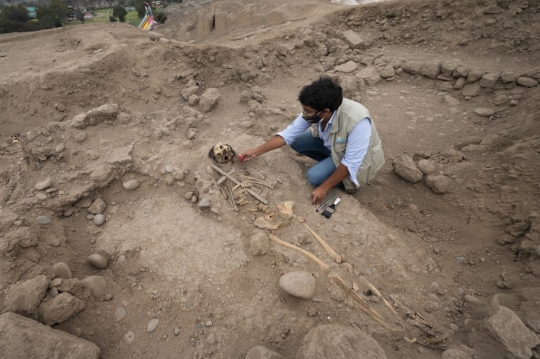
[48,287,59,297]
[118,255,126,263]
[161,127,171,136]
[87,214,95,220]
[93,214,105,226]
[210,207,219,214]
[456,256,466,263]
[88,253,108,269]
[35,178,52,191]
[474,108,495,117]
[457,288,464,295]
[123,179,140,191]
[37,216,51,224]
[123,331,135,344]
[165,165,173,173]
[147,319,159,333]
[75,132,87,142]
[174,327,181,336]
[449,323,460,331]
[185,191,193,200]
[104,293,114,301]
[431,282,440,289]
[205,320,213,327]
[279,271,316,300]
[52,262,72,279]
[36,193,48,200]
[198,198,210,208]
[115,306,127,322]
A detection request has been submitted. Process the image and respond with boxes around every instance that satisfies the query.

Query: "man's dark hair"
[298,77,343,112]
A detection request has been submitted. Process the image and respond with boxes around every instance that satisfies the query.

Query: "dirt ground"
[1,0,540,358]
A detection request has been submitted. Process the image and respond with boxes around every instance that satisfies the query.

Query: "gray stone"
[479,73,499,88]
[37,216,51,225]
[147,318,159,333]
[493,94,509,106]
[159,38,169,44]
[453,66,471,78]
[71,104,119,129]
[454,77,466,90]
[81,276,107,299]
[90,165,113,184]
[188,94,200,106]
[441,60,459,77]
[251,232,269,256]
[199,88,221,113]
[75,132,87,143]
[485,306,540,359]
[35,178,52,191]
[4,275,49,315]
[467,69,484,83]
[0,312,100,358]
[355,67,381,86]
[173,171,185,181]
[440,148,465,162]
[500,72,518,84]
[39,292,85,326]
[87,254,108,269]
[420,61,441,79]
[444,95,460,106]
[246,345,283,359]
[76,197,92,208]
[402,60,423,75]
[48,287,59,297]
[417,159,436,175]
[295,324,387,359]
[93,214,105,226]
[123,179,140,191]
[36,193,47,200]
[516,77,539,88]
[463,83,481,97]
[279,271,316,300]
[474,108,495,117]
[52,262,73,279]
[425,175,451,194]
[115,306,127,322]
[379,65,395,79]
[442,349,471,359]
[198,198,211,209]
[182,86,199,100]
[339,76,360,94]
[342,30,365,49]
[439,82,454,92]
[87,198,106,215]
[148,31,165,41]
[392,155,423,183]
[335,61,357,73]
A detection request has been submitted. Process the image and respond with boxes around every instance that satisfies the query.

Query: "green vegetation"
[0,0,68,34]
[112,5,127,22]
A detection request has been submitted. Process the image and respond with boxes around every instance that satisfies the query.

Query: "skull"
[209,142,235,164]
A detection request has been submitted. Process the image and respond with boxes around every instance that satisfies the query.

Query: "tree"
[113,5,127,22]
[37,0,68,25]
[135,0,145,19]
[2,4,30,22]
[154,12,166,24]
[76,12,84,23]
[109,16,116,22]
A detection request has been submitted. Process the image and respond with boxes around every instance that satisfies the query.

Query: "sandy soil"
[1,0,540,358]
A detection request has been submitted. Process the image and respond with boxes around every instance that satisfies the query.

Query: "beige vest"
[311,98,385,191]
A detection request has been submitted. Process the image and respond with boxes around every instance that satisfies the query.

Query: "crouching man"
[240,77,385,206]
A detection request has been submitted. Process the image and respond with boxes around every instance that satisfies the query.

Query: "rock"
[87,198,106,214]
[454,77,466,90]
[441,60,459,77]
[339,76,360,94]
[463,83,481,97]
[182,86,199,100]
[485,306,540,359]
[392,155,423,183]
[173,171,185,181]
[0,312,100,358]
[417,159,436,175]
[87,254,108,269]
[115,306,127,322]
[199,88,222,113]
[245,345,283,359]
[36,193,47,200]
[442,349,471,359]
[516,77,539,88]
[198,198,211,209]
[37,216,51,225]
[35,178,52,191]
[49,287,59,297]
[453,66,471,78]
[71,104,119,129]
[52,262,73,279]
[39,292,85,326]
[147,318,159,333]
[500,72,517,84]
[467,69,484,83]
[81,276,107,299]
[251,232,269,256]
[379,65,395,79]
[335,61,357,73]
[148,31,165,41]
[479,73,499,88]
[493,94,509,106]
[159,38,169,44]
[474,108,495,117]
[4,275,49,315]
[104,293,113,301]
[402,60,423,75]
[75,132,87,142]
[295,324,387,359]
[76,197,92,208]
[342,30,365,49]
[188,94,200,106]
[279,271,316,300]
[93,214,105,226]
[0,210,18,231]
[205,320,212,327]
[123,179,140,191]
[440,148,465,162]
[444,95,460,106]
[425,175,451,194]
[90,164,113,184]
[421,61,441,79]
[355,68,381,87]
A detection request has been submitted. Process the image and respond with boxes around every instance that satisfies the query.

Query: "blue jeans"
[290,131,338,187]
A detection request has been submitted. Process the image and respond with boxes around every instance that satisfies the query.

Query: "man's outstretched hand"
[238,149,258,162]
[311,185,329,207]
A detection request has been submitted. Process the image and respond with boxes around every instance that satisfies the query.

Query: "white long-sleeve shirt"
[277,113,371,187]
